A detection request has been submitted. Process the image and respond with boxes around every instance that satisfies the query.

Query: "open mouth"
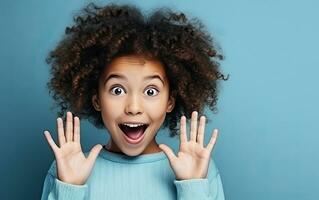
[118,123,149,141]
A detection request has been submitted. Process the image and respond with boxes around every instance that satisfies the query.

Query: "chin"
[121,148,144,157]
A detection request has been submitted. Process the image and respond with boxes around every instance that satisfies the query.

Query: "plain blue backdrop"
[1,0,318,199]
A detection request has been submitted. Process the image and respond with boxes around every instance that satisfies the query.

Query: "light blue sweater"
[41,148,225,200]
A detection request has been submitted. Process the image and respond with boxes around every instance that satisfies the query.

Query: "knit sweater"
[41,148,225,200]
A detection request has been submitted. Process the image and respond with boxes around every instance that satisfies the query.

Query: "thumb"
[159,144,177,162]
[87,144,103,164]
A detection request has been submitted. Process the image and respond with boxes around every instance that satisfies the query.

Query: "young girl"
[41,2,228,200]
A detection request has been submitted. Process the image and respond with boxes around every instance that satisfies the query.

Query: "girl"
[41,2,228,200]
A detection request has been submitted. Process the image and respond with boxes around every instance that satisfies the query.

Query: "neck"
[103,139,162,155]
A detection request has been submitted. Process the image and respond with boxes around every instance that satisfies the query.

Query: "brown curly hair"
[46,2,229,137]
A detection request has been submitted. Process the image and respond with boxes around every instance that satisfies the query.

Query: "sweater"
[41,148,225,200]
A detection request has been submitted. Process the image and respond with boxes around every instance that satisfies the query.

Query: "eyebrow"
[104,73,165,86]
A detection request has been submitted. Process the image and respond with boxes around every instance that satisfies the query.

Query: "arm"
[173,158,225,200]
[42,112,102,200]
[41,168,88,200]
[160,111,225,200]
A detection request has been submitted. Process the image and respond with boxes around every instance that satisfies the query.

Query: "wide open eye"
[144,88,159,97]
[110,86,125,96]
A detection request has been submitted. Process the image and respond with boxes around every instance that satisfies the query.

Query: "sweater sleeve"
[173,158,225,200]
[40,160,88,200]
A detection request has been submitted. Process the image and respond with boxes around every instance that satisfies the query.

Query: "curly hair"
[46,2,229,137]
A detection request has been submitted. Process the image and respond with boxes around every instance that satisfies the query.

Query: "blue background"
[1,0,318,199]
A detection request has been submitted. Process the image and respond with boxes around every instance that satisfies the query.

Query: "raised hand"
[159,111,218,181]
[43,111,102,185]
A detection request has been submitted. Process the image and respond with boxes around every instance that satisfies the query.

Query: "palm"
[173,141,211,180]
[159,111,218,180]
[55,142,89,185]
[44,112,102,185]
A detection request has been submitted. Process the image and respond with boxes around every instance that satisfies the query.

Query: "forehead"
[103,55,166,77]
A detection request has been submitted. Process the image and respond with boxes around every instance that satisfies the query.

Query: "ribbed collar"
[99,147,167,164]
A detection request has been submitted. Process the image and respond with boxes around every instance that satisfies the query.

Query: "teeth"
[123,123,145,127]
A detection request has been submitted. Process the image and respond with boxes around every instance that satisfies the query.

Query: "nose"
[124,94,143,115]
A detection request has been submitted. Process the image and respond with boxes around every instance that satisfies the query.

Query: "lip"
[118,124,148,145]
[121,122,148,125]
[122,130,146,144]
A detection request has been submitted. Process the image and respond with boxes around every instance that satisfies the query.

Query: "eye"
[110,86,125,96]
[145,88,159,96]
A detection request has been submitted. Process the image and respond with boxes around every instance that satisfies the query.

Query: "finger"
[87,144,103,164]
[206,129,218,152]
[159,144,177,162]
[190,111,198,142]
[65,111,73,142]
[197,116,206,146]
[73,116,80,143]
[57,118,66,146]
[179,116,187,144]
[43,131,59,154]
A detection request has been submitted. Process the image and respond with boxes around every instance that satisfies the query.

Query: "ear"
[92,94,101,111]
[166,95,175,113]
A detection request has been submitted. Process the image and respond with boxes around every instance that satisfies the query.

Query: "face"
[92,55,175,156]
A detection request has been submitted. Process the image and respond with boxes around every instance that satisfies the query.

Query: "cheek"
[144,99,169,120]
[99,97,122,123]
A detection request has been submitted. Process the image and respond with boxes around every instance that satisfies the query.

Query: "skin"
[91,55,175,156]
[43,55,219,185]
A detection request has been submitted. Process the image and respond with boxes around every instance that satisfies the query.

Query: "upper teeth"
[123,123,145,127]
